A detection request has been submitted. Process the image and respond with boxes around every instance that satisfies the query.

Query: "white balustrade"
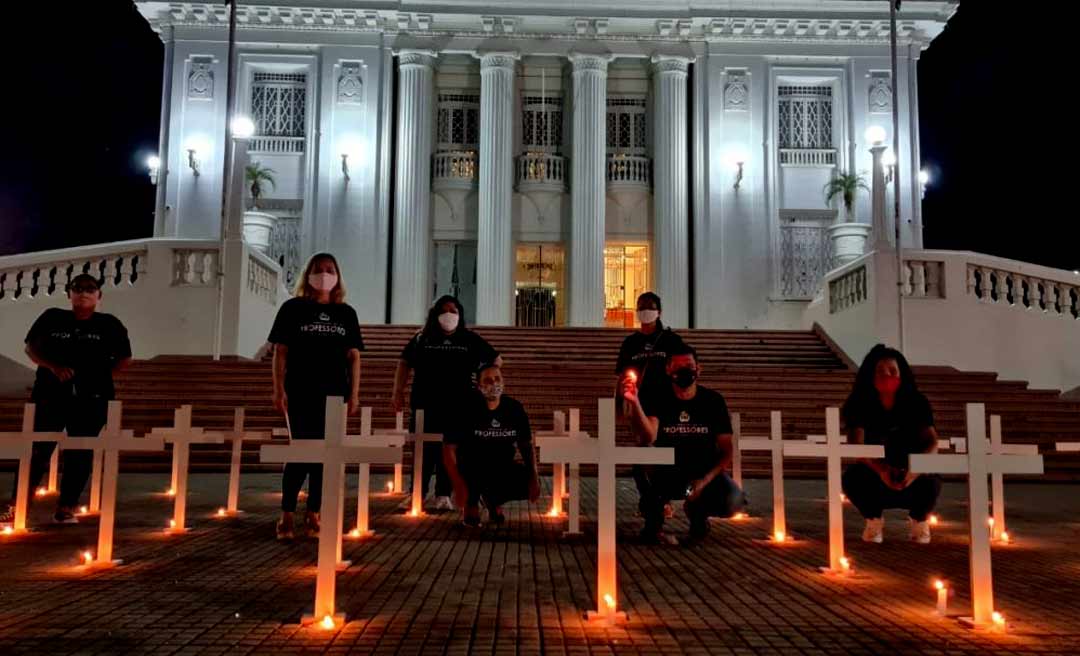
[779,148,837,167]
[172,249,219,287]
[828,264,868,313]
[432,150,478,189]
[606,155,651,188]
[0,245,147,302]
[900,259,944,299]
[248,136,305,154]
[968,261,1080,319]
[516,153,567,191]
[247,252,279,304]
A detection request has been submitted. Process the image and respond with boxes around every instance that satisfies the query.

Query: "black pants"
[841,462,942,521]
[280,395,328,514]
[460,460,531,510]
[639,466,746,533]
[8,395,108,509]
[412,409,452,499]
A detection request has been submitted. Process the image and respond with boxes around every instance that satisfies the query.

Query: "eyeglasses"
[69,285,100,294]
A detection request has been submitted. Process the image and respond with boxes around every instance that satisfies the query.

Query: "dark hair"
[67,273,102,293]
[476,361,501,379]
[637,292,662,312]
[422,295,468,338]
[842,344,920,425]
[666,341,698,363]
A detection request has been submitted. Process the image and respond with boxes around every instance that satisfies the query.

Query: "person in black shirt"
[444,363,540,527]
[614,292,686,517]
[268,253,364,540]
[624,343,747,546]
[1,273,132,526]
[841,344,941,544]
[392,295,501,512]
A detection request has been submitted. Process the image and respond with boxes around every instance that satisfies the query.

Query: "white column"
[568,54,610,327]
[391,50,437,324]
[475,53,519,326]
[870,144,889,249]
[651,55,691,329]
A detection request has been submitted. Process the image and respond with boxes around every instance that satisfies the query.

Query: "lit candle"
[934,580,948,615]
[732,512,747,520]
[169,519,176,529]
[410,508,419,517]
[166,487,176,497]
[79,506,89,515]
[217,508,226,518]
[999,530,1010,543]
[1,526,13,536]
[320,615,335,630]
[603,593,616,611]
[81,550,93,565]
[774,530,785,543]
[928,514,939,526]
[386,482,394,493]
[991,611,1005,631]
[840,494,847,503]
[839,556,851,573]
[349,528,360,538]
[35,487,46,497]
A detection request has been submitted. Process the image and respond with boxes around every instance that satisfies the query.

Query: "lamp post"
[866,126,888,249]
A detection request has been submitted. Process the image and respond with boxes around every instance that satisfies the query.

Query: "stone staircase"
[2,325,1078,480]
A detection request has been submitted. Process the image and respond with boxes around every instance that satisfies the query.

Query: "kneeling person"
[444,363,540,527]
[624,344,746,545]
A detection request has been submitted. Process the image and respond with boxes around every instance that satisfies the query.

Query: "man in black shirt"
[444,363,540,527]
[624,343,746,546]
[1,273,132,526]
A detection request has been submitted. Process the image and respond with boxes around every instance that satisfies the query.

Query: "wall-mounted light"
[339,136,365,186]
[230,115,255,139]
[183,136,211,178]
[881,148,896,184]
[187,149,201,177]
[864,125,887,147]
[341,154,351,183]
[724,147,749,192]
[733,161,745,191]
[146,155,161,185]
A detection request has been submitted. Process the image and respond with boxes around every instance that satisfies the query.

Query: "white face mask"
[438,312,459,332]
[637,309,660,326]
[308,273,338,291]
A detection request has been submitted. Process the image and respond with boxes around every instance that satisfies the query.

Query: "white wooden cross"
[45,445,59,496]
[60,401,164,566]
[536,408,587,535]
[1055,441,1080,452]
[388,411,407,493]
[219,408,271,517]
[345,407,405,538]
[784,408,884,573]
[739,411,789,541]
[910,403,1043,628]
[260,397,402,627]
[149,405,224,533]
[538,398,673,624]
[0,404,65,534]
[988,414,1039,543]
[406,409,443,517]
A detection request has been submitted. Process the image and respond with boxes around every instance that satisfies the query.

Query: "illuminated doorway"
[514,244,566,327]
[604,244,650,328]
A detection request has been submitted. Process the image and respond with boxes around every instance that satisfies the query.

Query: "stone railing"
[432,150,478,190]
[606,155,651,189]
[248,136,305,154]
[901,259,945,299]
[246,250,280,304]
[0,242,148,302]
[171,248,218,287]
[516,153,567,192]
[966,258,1080,319]
[828,263,869,313]
[779,148,837,167]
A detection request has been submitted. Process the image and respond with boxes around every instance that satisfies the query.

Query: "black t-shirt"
[642,385,733,479]
[445,394,532,469]
[25,308,131,400]
[615,325,686,403]
[401,329,498,416]
[267,297,364,397]
[845,393,935,468]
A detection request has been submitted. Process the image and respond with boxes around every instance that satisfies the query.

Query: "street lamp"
[230,115,255,139]
[146,155,161,185]
[864,125,887,147]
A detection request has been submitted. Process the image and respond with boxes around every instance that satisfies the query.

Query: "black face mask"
[672,367,698,389]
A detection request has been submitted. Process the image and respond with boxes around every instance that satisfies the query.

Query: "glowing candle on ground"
[548,507,559,518]
[839,556,851,573]
[603,594,616,611]
[732,512,748,520]
[81,550,93,565]
[1,526,13,536]
[840,494,847,502]
[35,487,46,497]
[774,530,785,543]
[217,508,226,518]
[935,580,948,615]
[1000,530,1010,543]
[166,488,176,497]
[992,611,1006,631]
[320,615,335,630]
[79,506,89,515]
[386,482,393,493]
[348,528,360,538]
[168,519,176,529]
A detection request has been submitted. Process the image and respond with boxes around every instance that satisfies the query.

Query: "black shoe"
[462,514,481,528]
[678,531,708,548]
[53,508,78,524]
[639,526,677,545]
[489,507,506,525]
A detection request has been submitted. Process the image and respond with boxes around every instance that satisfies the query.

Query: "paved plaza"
[1,472,1078,655]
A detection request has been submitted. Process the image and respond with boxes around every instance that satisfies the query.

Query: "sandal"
[276,513,295,541]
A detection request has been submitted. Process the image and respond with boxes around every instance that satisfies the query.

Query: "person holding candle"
[841,344,942,544]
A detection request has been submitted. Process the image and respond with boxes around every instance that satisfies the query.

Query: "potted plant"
[823,171,872,266]
[242,162,278,254]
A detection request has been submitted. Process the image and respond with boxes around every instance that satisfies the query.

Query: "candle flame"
[320,615,335,630]
[934,579,945,591]
[81,550,93,564]
[410,508,420,517]
[79,506,89,515]
[166,488,176,497]
[1,526,13,536]
[548,507,559,517]
[839,556,850,571]
[992,611,1005,626]
[987,517,995,527]
[840,494,847,502]
[1000,531,1010,542]
[169,519,176,529]
[217,508,226,517]
[35,487,46,497]
[929,514,939,526]
[349,528,360,538]
[603,594,615,610]
[774,530,785,542]
[386,482,394,492]
[733,512,747,520]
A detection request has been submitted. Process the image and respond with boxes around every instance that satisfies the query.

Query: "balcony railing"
[432,150,478,190]
[606,155,651,189]
[248,136,305,154]
[516,153,567,192]
[779,148,837,167]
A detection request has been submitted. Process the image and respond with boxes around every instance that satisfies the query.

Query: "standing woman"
[841,344,942,544]
[268,253,364,540]
[391,295,500,511]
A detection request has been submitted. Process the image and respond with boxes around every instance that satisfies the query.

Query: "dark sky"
[2,2,1076,272]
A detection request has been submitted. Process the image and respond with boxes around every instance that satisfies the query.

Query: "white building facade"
[138,1,955,329]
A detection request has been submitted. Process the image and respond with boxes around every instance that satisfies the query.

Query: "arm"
[272,344,288,413]
[622,378,659,445]
[112,357,133,376]
[346,348,361,415]
[25,341,74,382]
[442,444,468,508]
[898,425,940,488]
[391,359,410,412]
[689,433,734,500]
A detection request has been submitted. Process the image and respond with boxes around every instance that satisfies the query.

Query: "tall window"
[606,97,647,156]
[778,85,833,150]
[521,96,563,152]
[251,72,307,137]
[436,93,480,151]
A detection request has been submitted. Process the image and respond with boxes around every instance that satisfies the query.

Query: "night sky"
[2,2,1076,272]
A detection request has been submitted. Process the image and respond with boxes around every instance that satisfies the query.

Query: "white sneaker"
[434,496,454,511]
[910,518,931,544]
[862,518,884,543]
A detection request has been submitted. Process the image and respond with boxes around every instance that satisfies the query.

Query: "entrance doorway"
[514,244,566,327]
[604,243,650,328]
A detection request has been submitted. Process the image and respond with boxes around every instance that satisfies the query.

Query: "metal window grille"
[606,97,647,155]
[521,95,563,152]
[437,93,481,151]
[778,85,833,150]
[251,72,306,138]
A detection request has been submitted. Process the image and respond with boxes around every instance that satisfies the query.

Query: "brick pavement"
[1,472,1078,655]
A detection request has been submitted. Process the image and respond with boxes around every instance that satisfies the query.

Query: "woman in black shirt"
[841,344,942,545]
[391,296,500,511]
[268,253,364,540]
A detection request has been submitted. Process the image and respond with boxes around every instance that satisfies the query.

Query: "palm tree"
[245,162,277,209]
[823,171,870,223]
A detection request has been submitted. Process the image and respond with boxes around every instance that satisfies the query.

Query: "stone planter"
[242,211,276,255]
[828,222,872,267]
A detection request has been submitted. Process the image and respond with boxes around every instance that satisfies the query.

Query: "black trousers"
[280,394,329,514]
[411,409,452,499]
[639,466,746,532]
[9,395,108,509]
[460,460,531,510]
[841,462,942,521]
